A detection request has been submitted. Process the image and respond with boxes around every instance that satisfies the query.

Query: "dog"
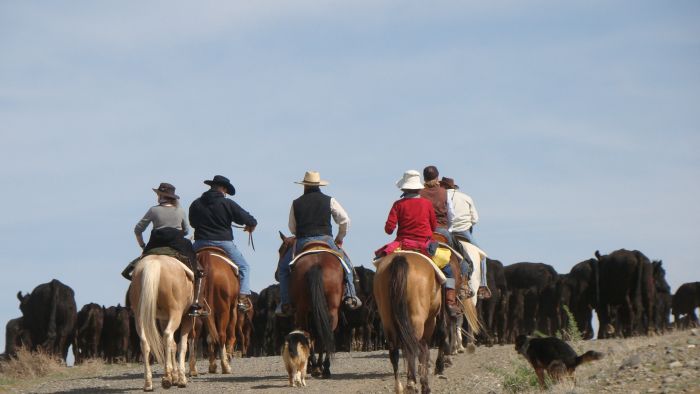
[515,334,604,388]
[282,330,312,387]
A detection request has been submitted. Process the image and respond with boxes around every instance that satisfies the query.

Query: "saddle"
[432,232,449,244]
[196,247,240,276]
[373,250,447,285]
[143,246,191,266]
[289,243,350,274]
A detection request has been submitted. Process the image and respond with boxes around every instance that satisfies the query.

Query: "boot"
[188,276,208,317]
[238,294,251,313]
[121,257,140,281]
[445,288,460,317]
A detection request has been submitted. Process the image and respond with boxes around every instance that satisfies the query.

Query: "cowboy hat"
[396,170,424,190]
[439,177,459,190]
[152,182,180,199]
[204,175,236,195]
[295,171,329,186]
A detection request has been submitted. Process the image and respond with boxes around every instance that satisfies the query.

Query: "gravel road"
[9,329,700,393]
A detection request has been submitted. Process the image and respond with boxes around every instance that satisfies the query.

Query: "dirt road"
[8,329,700,393]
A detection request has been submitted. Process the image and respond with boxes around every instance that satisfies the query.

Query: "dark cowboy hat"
[439,177,459,190]
[152,182,180,199]
[204,175,236,195]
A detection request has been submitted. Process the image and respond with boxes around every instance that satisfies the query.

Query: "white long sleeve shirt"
[447,189,479,232]
[288,197,350,242]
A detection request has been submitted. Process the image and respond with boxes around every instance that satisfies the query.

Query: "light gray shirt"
[134,204,191,236]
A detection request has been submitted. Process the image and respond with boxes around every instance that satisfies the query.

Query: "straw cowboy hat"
[396,170,424,190]
[204,175,236,195]
[152,182,180,199]
[439,177,459,190]
[295,171,329,186]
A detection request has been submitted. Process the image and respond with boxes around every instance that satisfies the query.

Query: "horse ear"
[279,231,286,241]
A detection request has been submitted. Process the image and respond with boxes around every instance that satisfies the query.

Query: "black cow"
[651,261,672,334]
[337,266,378,352]
[673,282,700,329]
[101,304,131,363]
[564,258,598,339]
[73,303,104,363]
[476,258,508,345]
[2,317,31,359]
[17,279,77,362]
[594,249,655,338]
[252,284,293,356]
[503,262,559,337]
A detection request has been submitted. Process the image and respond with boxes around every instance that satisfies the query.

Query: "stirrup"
[477,286,492,299]
[188,304,208,317]
[343,296,362,309]
[238,298,251,313]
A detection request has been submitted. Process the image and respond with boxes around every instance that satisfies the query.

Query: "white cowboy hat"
[295,171,329,186]
[396,170,424,190]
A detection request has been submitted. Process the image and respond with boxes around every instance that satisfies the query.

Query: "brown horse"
[127,255,194,391]
[278,233,344,378]
[375,251,480,394]
[234,299,254,357]
[188,247,240,376]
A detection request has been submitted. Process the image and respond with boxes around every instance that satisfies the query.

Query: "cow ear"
[16,291,23,302]
[594,250,601,259]
[279,231,286,241]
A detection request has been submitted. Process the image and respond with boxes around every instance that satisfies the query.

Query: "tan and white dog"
[282,330,312,387]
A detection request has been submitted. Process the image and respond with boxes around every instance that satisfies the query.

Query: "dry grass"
[0,348,63,381]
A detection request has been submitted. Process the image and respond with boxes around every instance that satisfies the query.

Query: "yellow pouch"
[431,247,451,269]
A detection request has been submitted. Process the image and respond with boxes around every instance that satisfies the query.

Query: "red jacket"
[385,196,437,242]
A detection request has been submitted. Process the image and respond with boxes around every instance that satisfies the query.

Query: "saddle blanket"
[373,250,447,285]
[289,247,352,275]
[204,251,240,276]
[139,254,194,281]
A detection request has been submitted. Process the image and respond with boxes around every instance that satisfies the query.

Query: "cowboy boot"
[188,276,208,317]
[238,294,251,313]
[445,288,460,317]
[121,257,141,281]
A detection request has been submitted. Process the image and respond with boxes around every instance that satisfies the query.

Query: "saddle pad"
[456,240,487,261]
[373,250,447,285]
[139,255,194,281]
[206,252,240,276]
[289,249,352,275]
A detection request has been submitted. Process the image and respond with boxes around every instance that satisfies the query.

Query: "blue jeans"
[452,229,486,284]
[193,240,251,295]
[277,235,357,305]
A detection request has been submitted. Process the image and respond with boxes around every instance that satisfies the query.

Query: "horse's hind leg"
[418,341,431,394]
[322,352,331,378]
[390,347,403,394]
[138,328,153,391]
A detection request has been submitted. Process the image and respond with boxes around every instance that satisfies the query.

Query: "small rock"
[621,354,642,369]
[663,376,675,384]
[691,328,698,336]
[437,374,448,380]
[689,344,696,349]
[669,361,683,369]
[687,338,698,345]
[648,388,657,393]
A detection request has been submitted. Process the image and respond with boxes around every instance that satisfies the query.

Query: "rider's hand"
[334,238,343,248]
[244,225,256,233]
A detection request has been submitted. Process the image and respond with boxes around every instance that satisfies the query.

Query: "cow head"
[16,292,29,314]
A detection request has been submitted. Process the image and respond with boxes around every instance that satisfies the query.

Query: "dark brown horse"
[188,247,240,375]
[278,233,344,378]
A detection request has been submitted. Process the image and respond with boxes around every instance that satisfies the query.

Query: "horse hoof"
[466,344,476,354]
[322,371,331,379]
[143,385,154,392]
[311,369,322,378]
[209,366,217,374]
[161,378,172,389]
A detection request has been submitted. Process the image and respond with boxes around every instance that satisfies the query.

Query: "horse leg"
[406,348,418,393]
[161,326,175,389]
[418,341,431,394]
[177,321,192,387]
[207,333,218,373]
[322,352,331,379]
[188,336,198,377]
[138,325,153,392]
[390,347,403,394]
[221,307,235,374]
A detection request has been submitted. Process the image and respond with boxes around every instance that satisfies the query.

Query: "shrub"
[0,348,63,381]
[556,305,582,343]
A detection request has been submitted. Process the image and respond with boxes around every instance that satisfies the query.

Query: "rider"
[275,171,362,317]
[440,176,490,298]
[122,183,203,313]
[419,166,473,298]
[189,175,257,315]
[384,170,459,316]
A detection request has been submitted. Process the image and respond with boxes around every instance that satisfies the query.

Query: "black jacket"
[293,188,332,237]
[189,190,257,241]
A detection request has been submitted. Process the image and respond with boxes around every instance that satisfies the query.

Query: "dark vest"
[293,190,333,237]
[420,185,449,228]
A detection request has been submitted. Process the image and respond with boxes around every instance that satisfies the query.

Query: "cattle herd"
[2,248,700,366]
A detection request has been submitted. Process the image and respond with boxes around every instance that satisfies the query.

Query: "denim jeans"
[452,229,487,285]
[277,235,357,305]
[193,240,251,295]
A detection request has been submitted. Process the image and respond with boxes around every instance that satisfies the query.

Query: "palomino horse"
[374,252,450,394]
[127,255,194,391]
[188,247,240,376]
[278,233,344,378]
[452,239,486,353]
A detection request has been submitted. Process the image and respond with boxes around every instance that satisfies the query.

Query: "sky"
[1,1,699,349]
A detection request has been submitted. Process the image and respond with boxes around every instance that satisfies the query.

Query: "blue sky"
[1,1,699,340]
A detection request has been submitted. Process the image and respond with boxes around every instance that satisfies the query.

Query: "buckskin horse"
[188,247,240,376]
[278,232,343,378]
[127,255,194,391]
[374,251,481,394]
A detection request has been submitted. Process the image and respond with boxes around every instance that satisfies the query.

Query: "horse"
[278,232,344,378]
[374,252,451,394]
[127,255,194,391]
[234,292,255,357]
[187,247,240,376]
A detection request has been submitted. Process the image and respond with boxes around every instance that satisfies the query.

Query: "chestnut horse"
[278,233,343,378]
[127,255,194,391]
[188,247,240,376]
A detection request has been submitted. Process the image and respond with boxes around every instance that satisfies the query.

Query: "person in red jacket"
[384,169,460,316]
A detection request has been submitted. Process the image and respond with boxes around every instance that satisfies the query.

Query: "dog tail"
[574,350,604,367]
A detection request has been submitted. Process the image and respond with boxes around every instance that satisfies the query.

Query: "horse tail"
[461,296,482,336]
[388,255,420,361]
[138,258,165,364]
[306,264,335,354]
